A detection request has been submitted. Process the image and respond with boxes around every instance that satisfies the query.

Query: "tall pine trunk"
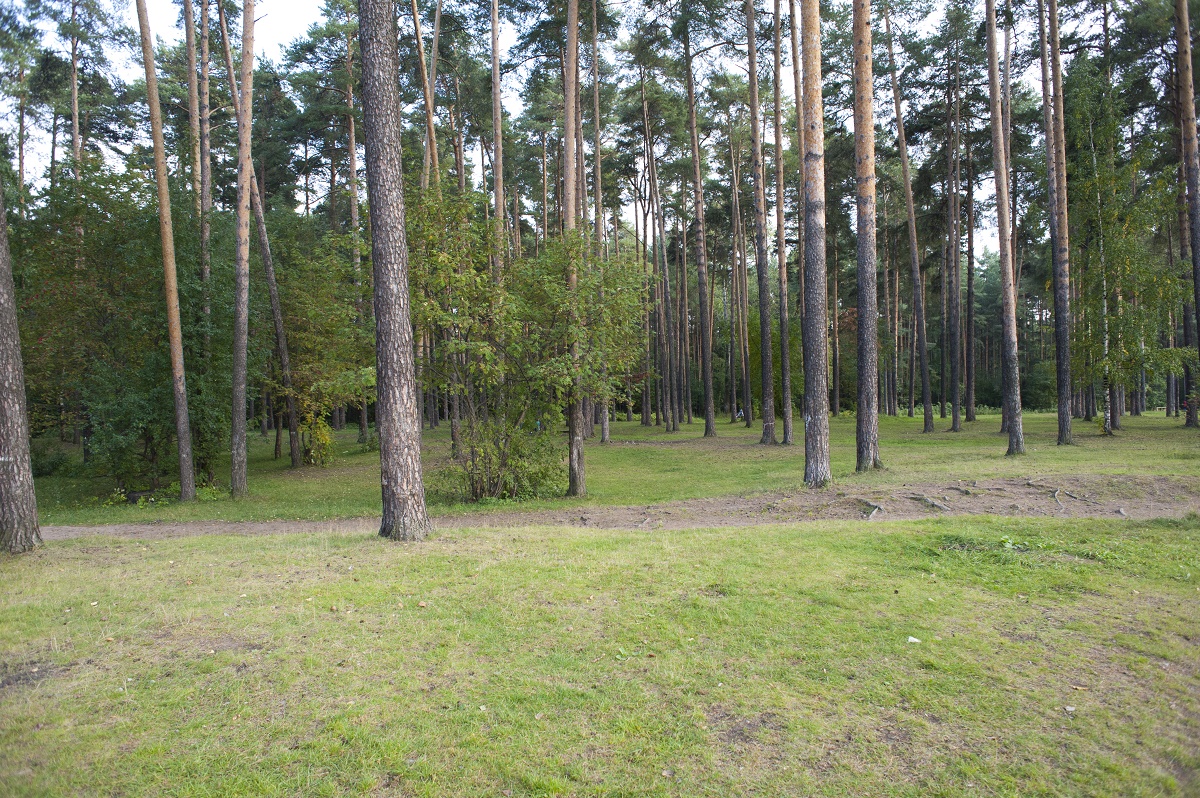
[565,0,586,495]
[227,0,255,497]
[135,0,197,502]
[359,0,433,539]
[1176,0,1200,377]
[747,0,777,444]
[219,12,301,469]
[683,27,716,437]
[802,0,831,485]
[774,0,794,444]
[0,186,42,552]
[853,0,881,470]
[884,2,933,432]
[986,0,1025,454]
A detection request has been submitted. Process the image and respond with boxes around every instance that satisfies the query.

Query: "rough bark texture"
[747,0,777,445]
[884,4,933,433]
[135,0,196,502]
[359,0,433,540]
[773,0,794,444]
[986,0,1025,455]
[802,0,831,486]
[1177,0,1200,371]
[228,0,255,498]
[853,0,881,470]
[492,0,505,262]
[684,29,716,438]
[0,187,42,553]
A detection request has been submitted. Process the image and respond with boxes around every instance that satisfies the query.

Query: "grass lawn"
[33,412,1200,527]
[1,516,1197,796]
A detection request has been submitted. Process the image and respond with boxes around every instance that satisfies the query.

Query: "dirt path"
[39,474,1200,542]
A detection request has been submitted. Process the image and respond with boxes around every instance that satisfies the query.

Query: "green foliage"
[28,439,68,478]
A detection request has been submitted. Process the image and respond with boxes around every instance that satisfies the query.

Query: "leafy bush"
[460,419,566,501]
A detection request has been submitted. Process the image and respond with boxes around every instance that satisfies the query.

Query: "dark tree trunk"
[1044,0,1072,444]
[773,0,794,444]
[359,0,433,540]
[0,187,41,552]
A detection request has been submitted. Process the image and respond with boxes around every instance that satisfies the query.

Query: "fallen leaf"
[418,601,428,608]
[1069,684,1089,691]
[534,713,544,720]
[105,637,114,642]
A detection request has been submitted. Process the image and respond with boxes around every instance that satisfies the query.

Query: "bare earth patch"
[40,474,1200,541]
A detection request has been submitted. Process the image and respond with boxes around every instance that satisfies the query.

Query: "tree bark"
[219,11,301,469]
[491,0,505,269]
[225,0,255,497]
[683,27,716,437]
[883,3,933,433]
[135,0,197,502]
[773,0,794,444]
[747,0,777,444]
[948,27,962,432]
[411,0,440,194]
[0,186,42,553]
[802,0,831,485]
[986,0,1025,455]
[358,0,433,539]
[853,0,881,470]
[183,0,202,208]
[1177,0,1200,373]
[1042,0,1072,444]
[346,33,363,308]
[564,0,586,495]
[199,0,212,347]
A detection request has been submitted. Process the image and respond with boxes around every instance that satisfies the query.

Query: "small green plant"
[29,440,69,478]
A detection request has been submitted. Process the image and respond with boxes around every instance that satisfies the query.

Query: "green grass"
[2,516,1197,796]
[33,412,1200,527]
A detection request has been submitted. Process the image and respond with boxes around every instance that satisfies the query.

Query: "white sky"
[136,0,325,66]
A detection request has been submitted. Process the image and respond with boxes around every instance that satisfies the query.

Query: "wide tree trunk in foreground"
[802,0,831,486]
[986,0,1025,455]
[0,187,42,553]
[358,0,432,540]
[1176,0,1200,373]
[883,3,933,433]
[853,0,881,471]
[229,0,255,498]
[747,0,777,445]
[135,0,197,501]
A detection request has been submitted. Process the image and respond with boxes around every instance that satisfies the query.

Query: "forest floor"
[5,412,1199,796]
[41,472,1200,541]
